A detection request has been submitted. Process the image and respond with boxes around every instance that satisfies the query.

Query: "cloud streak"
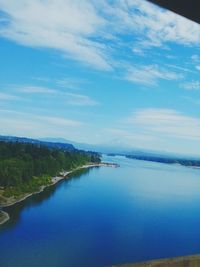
[126,108,200,140]
[0,109,84,138]
[17,85,57,94]
[125,65,181,86]
[65,92,99,106]
[8,84,99,106]
[181,81,200,90]
[0,92,23,100]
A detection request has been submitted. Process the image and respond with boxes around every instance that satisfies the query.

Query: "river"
[1,155,200,267]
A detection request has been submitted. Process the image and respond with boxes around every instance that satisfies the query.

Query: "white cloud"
[0,0,111,70]
[125,65,181,86]
[0,109,84,138]
[181,81,200,90]
[126,108,200,140]
[104,109,200,154]
[37,115,83,127]
[0,109,83,127]
[18,85,56,94]
[65,92,99,106]
[9,83,99,106]
[133,0,200,46]
[0,92,22,100]
[101,0,200,48]
[56,78,83,89]
[165,63,195,74]
[190,55,200,71]
[191,55,200,63]
[132,47,145,56]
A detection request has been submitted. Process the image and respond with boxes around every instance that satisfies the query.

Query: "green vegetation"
[0,211,3,219]
[0,141,101,198]
[2,174,52,198]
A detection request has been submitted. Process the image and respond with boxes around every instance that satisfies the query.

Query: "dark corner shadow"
[148,0,200,24]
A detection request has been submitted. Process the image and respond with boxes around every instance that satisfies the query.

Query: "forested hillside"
[0,135,75,151]
[0,141,100,191]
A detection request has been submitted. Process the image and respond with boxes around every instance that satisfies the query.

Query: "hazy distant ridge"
[0,135,75,151]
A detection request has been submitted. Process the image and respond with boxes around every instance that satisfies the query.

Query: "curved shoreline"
[0,162,118,225]
[0,210,9,225]
[112,254,200,267]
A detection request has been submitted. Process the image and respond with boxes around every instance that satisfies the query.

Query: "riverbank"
[112,254,200,267]
[0,210,9,225]
[0,161,118,225]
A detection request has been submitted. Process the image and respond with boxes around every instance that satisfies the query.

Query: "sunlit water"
[1,156,200,267]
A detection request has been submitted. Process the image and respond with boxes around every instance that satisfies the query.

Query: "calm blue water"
[1,156,200,267]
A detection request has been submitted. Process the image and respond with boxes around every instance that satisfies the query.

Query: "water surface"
[1,156,200,267]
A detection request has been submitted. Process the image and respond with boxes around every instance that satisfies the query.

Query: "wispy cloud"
[0,92,22,100]
[17,85,56,94]
[181,81,200,90]
[56,78,85,90]
[125,108,200,140]
[164,63,195,74]
[191,55,200,63]
[0,0,111,70]
[125,65,181,86]
[0,109,84,138]
[37,115,83,127]
[8,83,99,106]
[132,0,200,47]
[101,0,200,48]
[190,55,200,72]
[182,96,200,105]
[65,92,99,106]
[0,109,83,127]
[104,108,200,153]
[32,77,50,83]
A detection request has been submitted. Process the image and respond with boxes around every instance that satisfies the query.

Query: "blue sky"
[0,0,200,155]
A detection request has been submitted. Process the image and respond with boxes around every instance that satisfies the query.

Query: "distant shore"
[0,161,119,225]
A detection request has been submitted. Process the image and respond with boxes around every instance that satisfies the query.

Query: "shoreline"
[112,253,200,267]
[0,161,118,225]
[0,210,9,225]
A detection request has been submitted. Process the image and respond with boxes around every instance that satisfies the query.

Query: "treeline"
[0,141,101,188]
[126,155,200,167]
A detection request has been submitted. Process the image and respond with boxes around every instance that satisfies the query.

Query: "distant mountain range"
[1,135,199,161]
[39,137,200,160]
[1,135,165,156]
[39,137,129,154]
